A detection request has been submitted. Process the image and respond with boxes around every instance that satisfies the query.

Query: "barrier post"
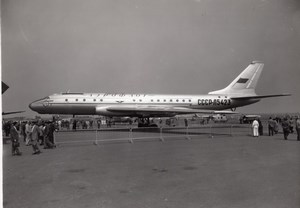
[186,126,191,140]
[230,125,232,136]
[129,127,134,143]
[94,130,98,145]
[159,127,164,142]
[54,130,57,145]
[210,125,214,138]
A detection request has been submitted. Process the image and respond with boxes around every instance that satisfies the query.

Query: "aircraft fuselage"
[29,93,259,117]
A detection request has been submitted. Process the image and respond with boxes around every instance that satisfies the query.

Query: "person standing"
[268,117,275,136]
[20,121,26,142]
[30,121,42,154]
[4,121,11,137]
[38,122,45,145]
[25,121,32,145]
[43,121,56,149]
[72,120,77,131]
[57,120,62,131]
[48,121,56,145]
[97,120,101,129]
[289,118,294,133]
[281,117,290,140]
[10,122,22,156]
[274,118,279,134]
[258,118,263,136]
[296,117,300,141]
[184,118,188,127]
[252,119,259,137]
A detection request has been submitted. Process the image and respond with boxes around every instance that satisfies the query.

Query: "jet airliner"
[29,61,290,126]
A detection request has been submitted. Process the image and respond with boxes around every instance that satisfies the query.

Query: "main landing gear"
[137,118,158,128]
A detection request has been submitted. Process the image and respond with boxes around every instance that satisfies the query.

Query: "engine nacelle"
[95,106,113,116]
[95,106,128,116]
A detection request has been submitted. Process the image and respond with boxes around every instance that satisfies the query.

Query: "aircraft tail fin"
[208,61,264,96]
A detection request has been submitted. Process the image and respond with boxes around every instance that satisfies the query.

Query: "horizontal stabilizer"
[231,93,291,100]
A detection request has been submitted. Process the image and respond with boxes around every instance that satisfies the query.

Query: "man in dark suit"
[10,122,22,156]
[281,117,290,140]
[43,121,56,149]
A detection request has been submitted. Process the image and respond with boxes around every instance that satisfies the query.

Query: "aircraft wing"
[2,111,25,115]
[103,105,236,117]
[231,93,291,100]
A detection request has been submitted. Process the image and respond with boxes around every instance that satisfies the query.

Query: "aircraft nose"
[29,101,41,111]
[29,96,51,113]
[29,101,35,110]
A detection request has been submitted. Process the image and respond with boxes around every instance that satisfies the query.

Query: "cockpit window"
[32,96,50,103]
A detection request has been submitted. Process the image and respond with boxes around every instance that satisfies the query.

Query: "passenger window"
[76,99,78,101]
[93,99,96,102]
[65,99,68,102]
[83,99,86,101]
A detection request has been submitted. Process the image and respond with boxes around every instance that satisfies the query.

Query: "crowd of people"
[3,118,108,156]
[4,120,57,156]
[57,119,96,130]
[252,116,300,141]
[3,115,300,156]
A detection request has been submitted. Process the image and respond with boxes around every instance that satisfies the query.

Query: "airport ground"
[3,125,300,208]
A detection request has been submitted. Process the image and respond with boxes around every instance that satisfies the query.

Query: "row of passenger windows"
[65,99,104,102]
[135,99,192,103]
[64,99,192,102]
[65,99,102,102]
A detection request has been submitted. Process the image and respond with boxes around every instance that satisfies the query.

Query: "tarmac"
[3,128,300,208]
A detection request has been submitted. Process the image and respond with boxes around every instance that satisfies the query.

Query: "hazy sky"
[2,0,300,117]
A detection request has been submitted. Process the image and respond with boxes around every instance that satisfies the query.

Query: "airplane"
[2,82,26,115]
[29,61,290,127]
